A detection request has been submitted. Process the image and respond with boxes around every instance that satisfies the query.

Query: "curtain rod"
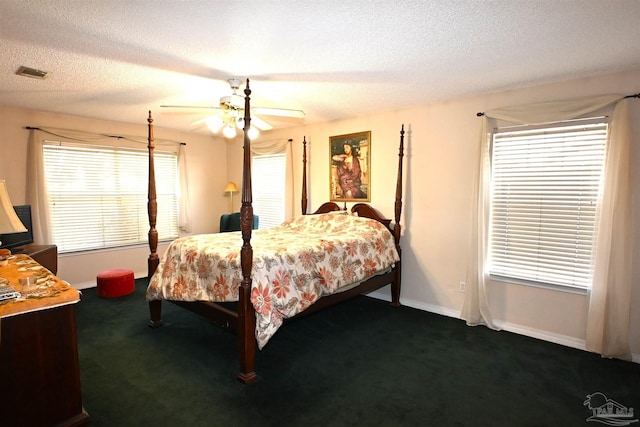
[476,92,640,117]
[24,126,187,146]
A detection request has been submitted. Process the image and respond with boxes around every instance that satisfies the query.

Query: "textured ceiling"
[1,0,639,135]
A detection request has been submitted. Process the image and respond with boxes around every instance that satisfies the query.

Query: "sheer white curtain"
[462,95,633,358]
[177,144,191,233]
[251,138,294,219]
[25,127,188,241]
[461,116,497,328]
[26,130,52,244]
[586,99,633,359]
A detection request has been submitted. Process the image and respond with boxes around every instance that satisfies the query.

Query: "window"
[43,142,179,253]
[488,119,608,291]
[252,153,286,228]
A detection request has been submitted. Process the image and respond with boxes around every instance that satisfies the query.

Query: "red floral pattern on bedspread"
[146,212,399,349]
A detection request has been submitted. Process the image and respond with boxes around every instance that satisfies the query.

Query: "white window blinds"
[488,120,607,290]
[43,143,179,253]
[252,153,286,229]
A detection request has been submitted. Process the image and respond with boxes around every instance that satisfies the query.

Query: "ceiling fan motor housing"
[220,94,244,110]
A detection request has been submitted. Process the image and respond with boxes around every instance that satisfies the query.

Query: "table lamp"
[0,180,27,263]
[224,182,239,213]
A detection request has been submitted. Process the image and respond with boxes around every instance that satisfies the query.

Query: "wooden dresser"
[0,253,89,427]
[12,243,58,275]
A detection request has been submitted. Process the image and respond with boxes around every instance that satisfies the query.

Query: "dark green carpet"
[76,279,639,426]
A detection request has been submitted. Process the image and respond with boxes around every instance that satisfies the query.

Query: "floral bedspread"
[146,212,399,348]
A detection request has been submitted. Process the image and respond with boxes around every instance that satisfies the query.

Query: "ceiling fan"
[160,78,305,138]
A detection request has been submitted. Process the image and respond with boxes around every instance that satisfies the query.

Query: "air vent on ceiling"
[15,66,50,80]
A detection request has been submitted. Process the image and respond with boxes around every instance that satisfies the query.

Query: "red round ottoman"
[97,269,135,298]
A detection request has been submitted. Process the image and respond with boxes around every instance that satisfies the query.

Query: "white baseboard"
[367,289,460,318]
[367,290,640,364]
[493,320,586,351]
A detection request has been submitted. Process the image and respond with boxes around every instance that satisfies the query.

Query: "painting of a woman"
[330,132,370,201]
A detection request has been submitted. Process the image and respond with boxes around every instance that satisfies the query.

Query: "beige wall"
[230,69,640,358]
[0,107,228,287]
[1,68,638,359]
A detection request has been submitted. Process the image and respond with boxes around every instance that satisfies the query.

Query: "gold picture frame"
[330,131,371,202]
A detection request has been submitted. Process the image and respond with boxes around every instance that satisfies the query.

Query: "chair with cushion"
[219,212,259,232]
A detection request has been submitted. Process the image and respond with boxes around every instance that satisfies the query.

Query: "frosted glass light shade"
[247,127,259,139]
[222,125,236,138]
[206,116,224,133]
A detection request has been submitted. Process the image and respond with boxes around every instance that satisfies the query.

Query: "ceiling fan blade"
[252,107,305,119]
[160,105,220,109]
[190,116,214,126]
[251,116,273,131]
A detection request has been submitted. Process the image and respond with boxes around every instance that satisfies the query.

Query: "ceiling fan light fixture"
[206,116,223,133]
[236,118,259,139]
[220,94,244,109]
[247,127,259,139]
[222,125,237,138]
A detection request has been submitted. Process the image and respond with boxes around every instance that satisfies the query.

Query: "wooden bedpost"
[391,124,405,307]
[147,111,163,327]
[237,79,257,384]
[301,136,308,215]
[147,111,159,279]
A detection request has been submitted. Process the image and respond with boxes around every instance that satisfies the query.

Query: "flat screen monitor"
[0,205,34,250]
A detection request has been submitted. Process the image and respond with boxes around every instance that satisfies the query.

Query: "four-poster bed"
[146,80,405,383]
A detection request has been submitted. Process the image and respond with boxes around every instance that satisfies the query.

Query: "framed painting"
[330,131,371,202]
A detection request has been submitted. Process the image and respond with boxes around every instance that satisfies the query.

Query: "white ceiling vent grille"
[16,66,50,80]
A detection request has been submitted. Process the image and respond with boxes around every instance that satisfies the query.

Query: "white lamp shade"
[0,180,27,234]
